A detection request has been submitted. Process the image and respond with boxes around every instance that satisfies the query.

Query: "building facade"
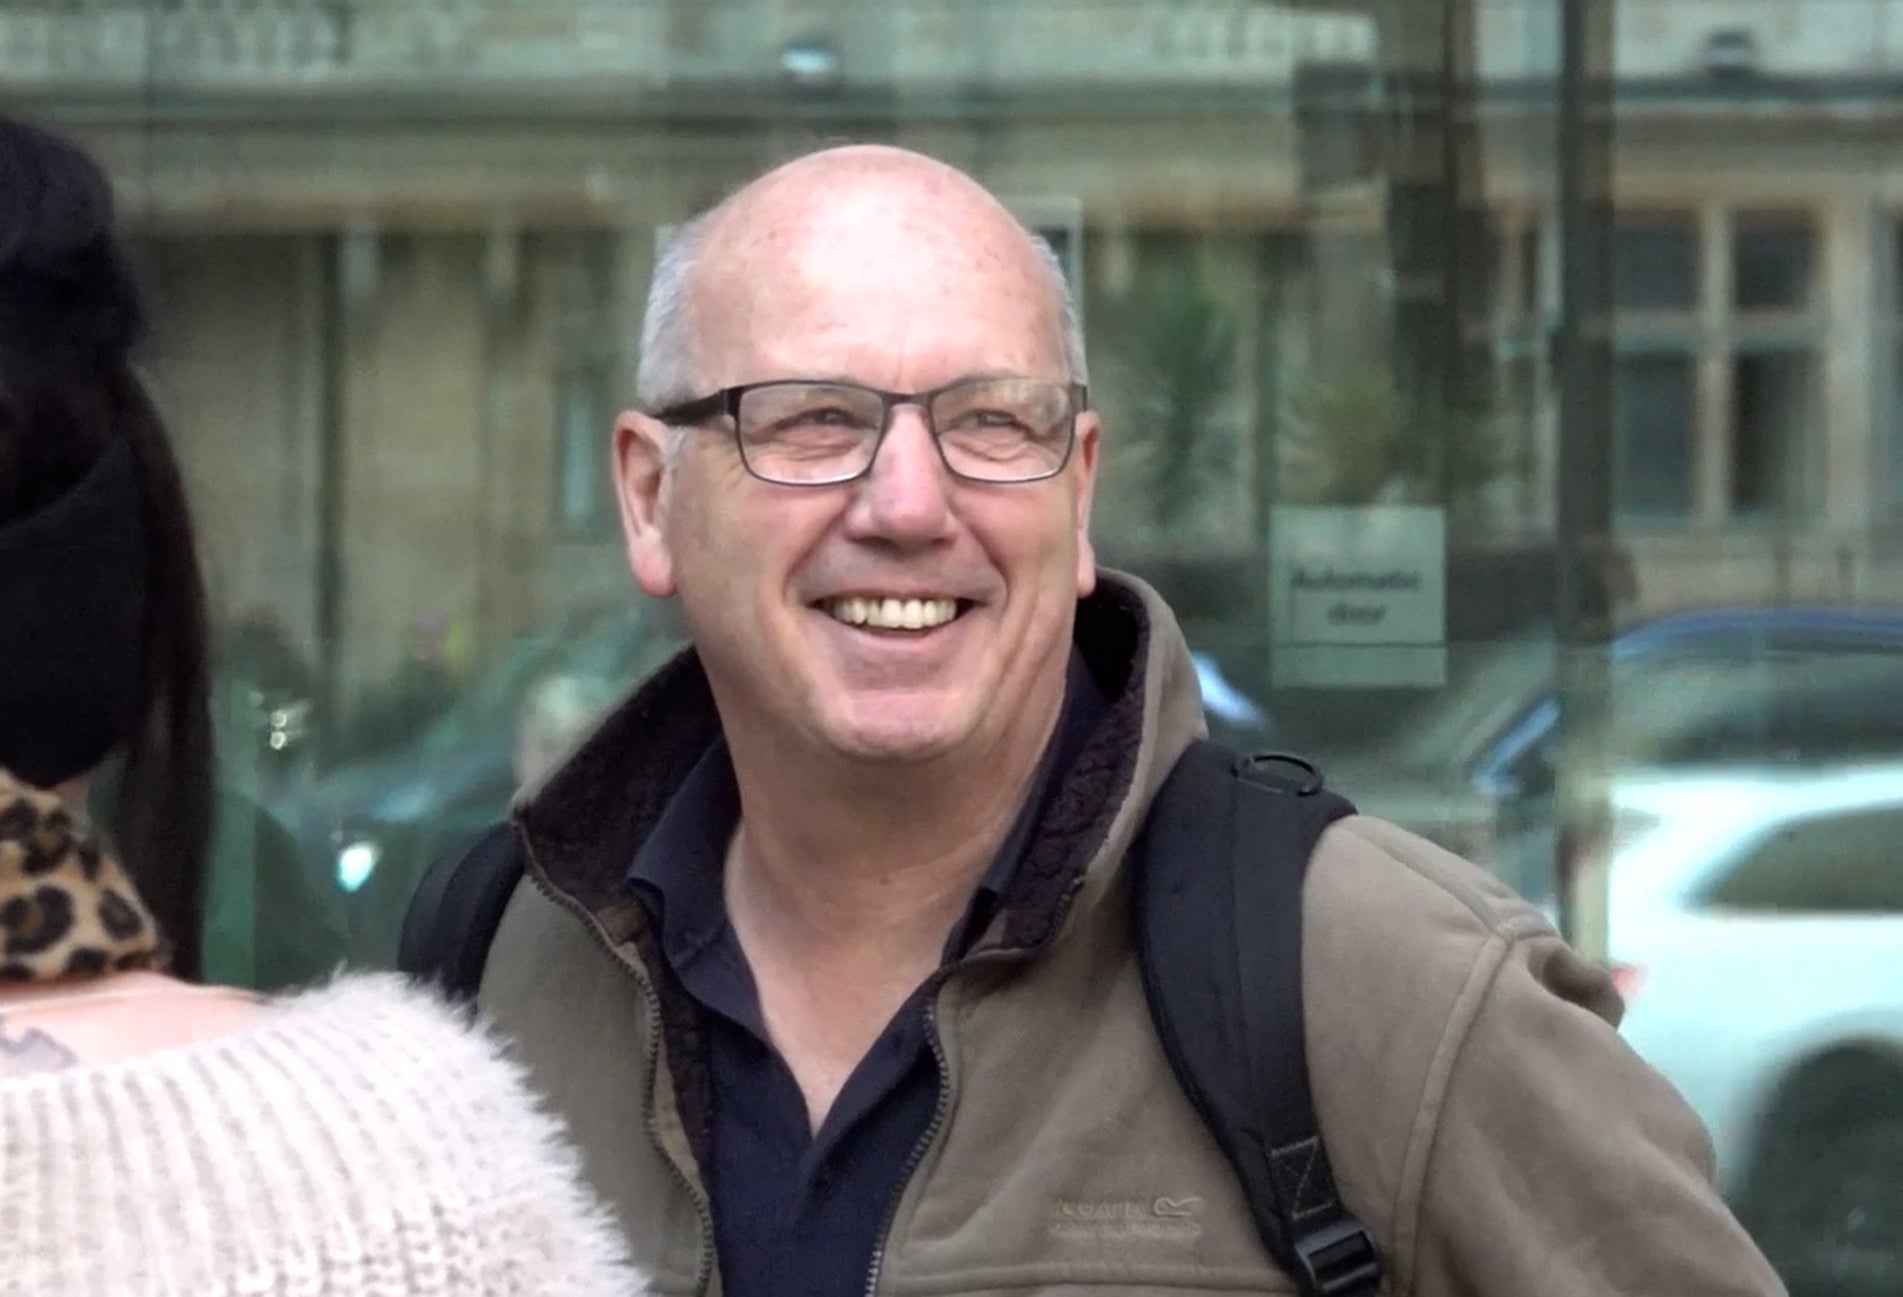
[10,1,1903,703]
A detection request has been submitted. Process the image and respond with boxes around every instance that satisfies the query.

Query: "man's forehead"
[714,178,1025,283]
[711,203,1041,304]
[678,147,1064,380]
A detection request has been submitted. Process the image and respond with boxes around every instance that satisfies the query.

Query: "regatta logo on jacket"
[1048,1195,1206,1242]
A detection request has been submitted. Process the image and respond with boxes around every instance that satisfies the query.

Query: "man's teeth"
[827,597,959,630]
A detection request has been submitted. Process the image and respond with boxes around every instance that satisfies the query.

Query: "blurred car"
[290,601,683,966]
[1600,767,1903,1297]
[1323,604,1903,883]
[1191,649,1278,750]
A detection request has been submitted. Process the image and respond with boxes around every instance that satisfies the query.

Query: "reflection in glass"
[1731,349,1815,519]
[1614,218,1697,311]
[1614,353,1693,520]
[1733,218,1814,312]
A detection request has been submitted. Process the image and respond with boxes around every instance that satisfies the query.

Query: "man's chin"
[815,701,975,766]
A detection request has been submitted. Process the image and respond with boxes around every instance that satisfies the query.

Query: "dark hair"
[0,117,214,976]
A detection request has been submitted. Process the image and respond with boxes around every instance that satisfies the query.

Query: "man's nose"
[844,405,956,545]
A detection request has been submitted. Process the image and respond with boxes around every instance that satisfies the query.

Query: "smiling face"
[614,148,1098,772]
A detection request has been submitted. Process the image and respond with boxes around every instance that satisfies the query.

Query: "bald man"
[465,146,1785,1297]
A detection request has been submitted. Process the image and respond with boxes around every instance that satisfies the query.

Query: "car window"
[1763,647,1903,764]
[1387,633,1557,772]
[1700,805,1903,913]
[414,633,570,758]
[411,607,677,761]
[1611,651,1771,766]
[1498,639,1763,776]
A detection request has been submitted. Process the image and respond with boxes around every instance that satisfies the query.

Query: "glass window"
[1485,224,1543,321]
[1292,61,1381,196]
[554,361,615,536]
[1894,337,1903,513]
[1614,217,1697,311]
[1091,228,1278,550]
[1515,224,1543,318]
[1703,807,1903,914]
[1614,352,1694,520]
[1734,217,1814,311]
[1887,216,1903,315]
[1731,348,1816,518]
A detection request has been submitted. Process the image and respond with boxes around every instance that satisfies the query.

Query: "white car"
[1604,766,1903,1297]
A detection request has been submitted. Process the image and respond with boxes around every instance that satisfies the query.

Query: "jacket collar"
[515,569,1208,951]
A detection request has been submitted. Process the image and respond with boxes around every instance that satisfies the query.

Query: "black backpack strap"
[397,820,526,1002]
[1133,739,1381,1297]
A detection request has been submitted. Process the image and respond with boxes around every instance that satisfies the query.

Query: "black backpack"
[399,738,1382,1297]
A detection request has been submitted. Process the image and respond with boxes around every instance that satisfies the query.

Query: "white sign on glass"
[1269,505,1447,688]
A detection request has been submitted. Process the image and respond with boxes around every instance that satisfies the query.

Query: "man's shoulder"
[1294,817,1623,1245]
[1296,811,1613,1112]
[1307,814,1558,952]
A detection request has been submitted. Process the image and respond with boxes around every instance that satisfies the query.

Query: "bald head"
[636,145,1085,411]
[705,145,1028,250]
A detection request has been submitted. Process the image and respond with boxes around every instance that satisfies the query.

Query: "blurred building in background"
[12,0,1903,699]
[9,9,1903,1286]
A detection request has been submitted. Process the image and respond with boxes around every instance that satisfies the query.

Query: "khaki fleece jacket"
[478,571,1786,1297]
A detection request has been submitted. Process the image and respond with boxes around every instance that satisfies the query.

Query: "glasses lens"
[931,379,1075,482]
[736,383,885,484]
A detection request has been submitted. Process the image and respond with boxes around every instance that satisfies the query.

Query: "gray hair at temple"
[633,211,1090,444]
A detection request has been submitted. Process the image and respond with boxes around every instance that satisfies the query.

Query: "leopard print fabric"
[0,769,166,981]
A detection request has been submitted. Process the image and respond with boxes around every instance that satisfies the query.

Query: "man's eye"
[756,406,866,437]
[947,408,1032,431]
[793,406,864,427]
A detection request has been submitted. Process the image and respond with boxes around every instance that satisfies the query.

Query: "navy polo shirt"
[626,651,1108,1297]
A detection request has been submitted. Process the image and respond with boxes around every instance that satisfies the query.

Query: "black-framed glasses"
[652,375,1086,486]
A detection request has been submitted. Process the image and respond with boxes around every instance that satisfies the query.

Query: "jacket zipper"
[860,871,1091,1297]
[863,989,950,1297]
[522,848,718,1297]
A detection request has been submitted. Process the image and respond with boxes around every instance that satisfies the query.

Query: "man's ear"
[613,411,677,598]
[1071,410,1100,597]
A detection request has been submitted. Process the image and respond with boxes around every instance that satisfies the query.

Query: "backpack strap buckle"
[1292,1215,1383,1297]
[1232,750,1327,796]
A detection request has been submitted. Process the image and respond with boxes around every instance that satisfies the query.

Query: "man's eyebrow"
[786,373,875,387]
[949,369,1035,384]
[747,370,1030,390]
